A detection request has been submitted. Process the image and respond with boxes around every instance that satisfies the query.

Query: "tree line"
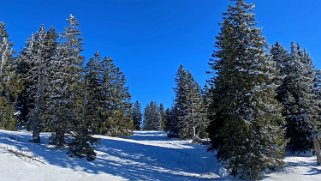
[0,15,133,161]
[0,0,320,180]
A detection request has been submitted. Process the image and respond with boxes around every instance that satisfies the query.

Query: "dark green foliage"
[84,52,104,134]
[0,22,22,130]
[143,101,161,130]
[207,0,286,179]
[172,65,208,140]
[132,101,142,130]
[99,56,133,136]
[281,43,317,152]
[164,107,179,137]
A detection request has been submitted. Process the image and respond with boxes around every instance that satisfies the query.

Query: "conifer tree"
[84,51,104,134]
[283,43,317,152]
[26,26,51,143]
[143,101,161,130]
[159,103,166,131]
[100,56,133,136]
[45,28,70,146]
[173,65,207,140]
[132,101,142,130]
[0,22,22,130]
[61,15,97,160]
[164,107,179,137]
[207,0,286,179]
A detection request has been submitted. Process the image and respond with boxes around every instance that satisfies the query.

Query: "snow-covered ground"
[0,130,221,181]
[0,129,321,181]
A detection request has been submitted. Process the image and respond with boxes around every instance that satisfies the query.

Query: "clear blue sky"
[0,0,320,108]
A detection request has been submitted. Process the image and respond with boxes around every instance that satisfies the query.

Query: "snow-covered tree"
[0,22,22,130]
[61,14,97,160]
[25,26,52,143]
[173,65,207,141]
[207,0,286,179]
[282,43,317,152]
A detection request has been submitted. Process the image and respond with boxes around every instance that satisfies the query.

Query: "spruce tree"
[62,15,97,160]
[164,107,179,137]
[283,43,317,152]
[84,51,104,134]
[143,101,161,130]
[26,26,51,143]
[100,56,133,136]
[132,100,142,130]
[173,65,207,141]
[207,0,286,179]
[44,28,70,146]
[0,22,22,130]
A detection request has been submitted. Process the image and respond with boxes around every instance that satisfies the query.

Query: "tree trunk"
[32,111,40,143]
[313,139,321,166]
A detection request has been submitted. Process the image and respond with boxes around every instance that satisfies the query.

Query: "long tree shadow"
[0,131,223,180]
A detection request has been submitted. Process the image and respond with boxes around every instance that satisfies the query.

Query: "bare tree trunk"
[313,139,321,166]
[32,111,40,143]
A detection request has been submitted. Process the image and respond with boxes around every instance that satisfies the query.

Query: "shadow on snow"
[0,130,223,181]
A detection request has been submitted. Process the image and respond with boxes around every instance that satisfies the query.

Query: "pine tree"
[100,56,133,136]
[0,22,22,130]
[207,0,286,179]
[132,100,142,130]
[84,51,104,134]
[61,15,97,160]
[312,69,321,165]
[172,65,188,136]
[143,101,161,130]
[173,65,207,140]
[164,107,179,137]
[44,28,70,146]
[25,26,51,143]
[283,43,317,152]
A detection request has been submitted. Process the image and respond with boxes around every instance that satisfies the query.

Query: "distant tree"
[132,101,142,130]
[159,103,166,131]
[173,65,207,141]
[164,107,179,137]
[143,101,161,130]
[99,56,133,136]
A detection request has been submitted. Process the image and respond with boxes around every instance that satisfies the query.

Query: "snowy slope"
[1,129,321,181]
[0,130,222,181]
[263,156,321,181]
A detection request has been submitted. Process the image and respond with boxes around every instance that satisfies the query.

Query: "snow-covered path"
[0,130,221,181]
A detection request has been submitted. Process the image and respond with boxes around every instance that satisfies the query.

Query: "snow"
[0,130,221,181]
[263,156,321,181]
[1,129,321,181]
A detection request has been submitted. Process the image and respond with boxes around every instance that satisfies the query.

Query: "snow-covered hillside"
[0,130,221,181]
[0,129,321,181]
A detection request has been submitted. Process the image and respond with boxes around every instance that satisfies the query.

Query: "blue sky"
[0,0,320,108]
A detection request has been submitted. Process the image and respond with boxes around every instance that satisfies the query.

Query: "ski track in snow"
[1,129,321,181]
